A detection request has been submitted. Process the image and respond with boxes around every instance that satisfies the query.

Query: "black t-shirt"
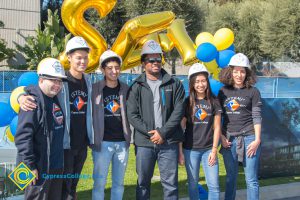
[183,97,222,150]
[67,71,89,149]
[44,94,64,170]
[103,84,125,141]
[217,86,262,133]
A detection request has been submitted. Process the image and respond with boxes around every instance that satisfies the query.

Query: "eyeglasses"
[43,77,63,84]
[145,57,162,63]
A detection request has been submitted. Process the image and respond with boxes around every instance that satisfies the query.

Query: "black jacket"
[14,86,64,185]
[126,69,185,147]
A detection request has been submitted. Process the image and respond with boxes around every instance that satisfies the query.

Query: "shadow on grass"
[77,165,300,200]
[77,174,233,200]
[77,180,188,200]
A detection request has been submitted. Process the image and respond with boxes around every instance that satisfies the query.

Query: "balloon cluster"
[0,72,38,143]
[195,28,236,96]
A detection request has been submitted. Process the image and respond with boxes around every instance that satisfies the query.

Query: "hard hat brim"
[188,71,210,80]
[67,47,90,54]
[39,74,67,81]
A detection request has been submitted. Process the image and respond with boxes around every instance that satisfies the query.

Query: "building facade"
[0,0,41,68]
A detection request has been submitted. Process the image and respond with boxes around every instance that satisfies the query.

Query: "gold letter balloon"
[60,0,198,71]
[59,0,117,72]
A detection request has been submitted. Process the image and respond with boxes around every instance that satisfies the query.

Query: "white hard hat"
[37,58,67,79]
[228,53,250,68]
[99,50,122,68]
[66,36,90,54]
[188,63,210,79]
[141,40,163,55]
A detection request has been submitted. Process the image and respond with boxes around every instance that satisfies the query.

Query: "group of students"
[14,36,262,200]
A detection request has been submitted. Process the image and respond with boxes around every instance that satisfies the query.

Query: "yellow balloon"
[5,126,14,142]
[60,0,117,72]
[111,11,175,71]
[195,32,214,46]
[159,33,174,52]
[10,86,25,113]
[167,19,198,66]
[203,60,219,74]
[212,68,222,81]
[213,28,234,51]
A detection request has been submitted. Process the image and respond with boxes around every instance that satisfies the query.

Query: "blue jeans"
[184,149,220,200]
[92,141,129,200]
[135,143,179,200]
[220,134,261,200]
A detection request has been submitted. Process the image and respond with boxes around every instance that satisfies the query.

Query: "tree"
[205,0,265,65]
[235,0,264,64]
[41,0,64,30]
[15,9,71,70]
[259,0,300,61]
[124,0,205,74]
[0,21,15,63]
[85,1,127,46]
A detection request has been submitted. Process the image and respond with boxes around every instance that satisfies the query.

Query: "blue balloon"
[0,102,16,127]
[226,44,235,51]
[196,42,218,62]
[18,72,39,87]
[198,184,208,200]
[10,115,19,136]
[216,50,235,68]
[209,78,224,96]
[0,93,11,104]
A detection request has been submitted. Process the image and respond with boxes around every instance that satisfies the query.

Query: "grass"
[77,145,300,200]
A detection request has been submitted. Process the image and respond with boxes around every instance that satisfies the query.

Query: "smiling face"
[68,49,89,74]
[232,66,246,88]
[193,74,208,97]
[101,60,120,82]
[143,54,162,77]
[39,77,63,97]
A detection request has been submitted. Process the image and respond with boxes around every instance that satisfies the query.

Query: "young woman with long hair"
[179,63,222,200]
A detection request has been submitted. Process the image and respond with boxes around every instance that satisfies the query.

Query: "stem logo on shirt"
[195,108,207,121]
[226,99,240,111]
[73,96,85,111]
[53,103,63,125]
[105,100,120,114]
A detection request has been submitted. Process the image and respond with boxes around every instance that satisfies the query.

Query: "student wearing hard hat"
[18,36,94,200]
[15,58,67,200]
[218,53,262,200]
[126,40,185,199]
[179,63,222,200]
[90,50,131,200]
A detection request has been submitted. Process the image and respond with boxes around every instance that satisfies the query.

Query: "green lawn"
[77,145,300,200]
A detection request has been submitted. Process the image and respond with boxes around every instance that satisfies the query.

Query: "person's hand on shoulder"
[18,95,37,111]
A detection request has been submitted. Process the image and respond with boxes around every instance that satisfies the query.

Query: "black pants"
[25,168,63,200]
[62,148,87,200]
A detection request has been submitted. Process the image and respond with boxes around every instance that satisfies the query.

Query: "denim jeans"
[184,149,220,200]
[220,134,261,200]
[92,141,129,200]
[135,143,179,200]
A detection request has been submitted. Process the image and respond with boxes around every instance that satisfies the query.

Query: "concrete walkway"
[5,182,300,200]
[179,182,300,200]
